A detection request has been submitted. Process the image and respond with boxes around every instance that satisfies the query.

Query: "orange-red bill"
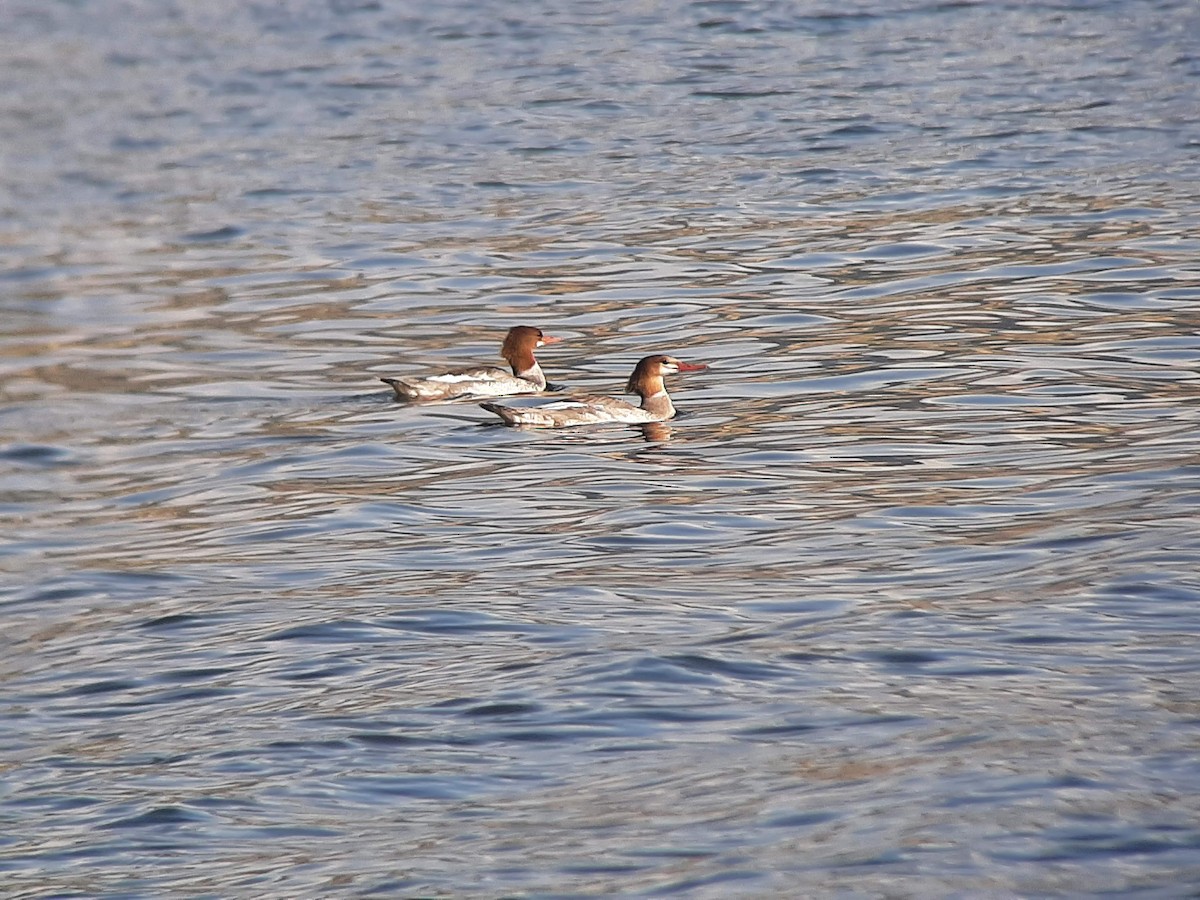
[676,361,708,373]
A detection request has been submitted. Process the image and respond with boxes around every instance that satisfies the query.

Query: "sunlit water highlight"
[2,0,1200,896]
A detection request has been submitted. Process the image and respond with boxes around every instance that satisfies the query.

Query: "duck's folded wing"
[482,395,647,427]
[428,365,509,383]
[384,365,533,401]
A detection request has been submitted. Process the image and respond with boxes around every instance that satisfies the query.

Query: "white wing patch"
[536,401,590,411]
[428,369,503,385]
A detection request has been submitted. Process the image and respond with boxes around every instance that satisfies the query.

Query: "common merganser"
[381,326,562,401]
[479,354,707,427]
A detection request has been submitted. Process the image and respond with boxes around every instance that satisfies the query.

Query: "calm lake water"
[3,0,1200,896]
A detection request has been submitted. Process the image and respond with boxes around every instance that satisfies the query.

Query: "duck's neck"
[639,387,676,421]
[510,354,546,389]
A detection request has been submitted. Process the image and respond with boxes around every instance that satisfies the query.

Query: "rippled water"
[3,0,1200,896]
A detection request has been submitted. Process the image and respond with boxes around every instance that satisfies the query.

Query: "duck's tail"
[380,377,420,401]
[479,401,520,425]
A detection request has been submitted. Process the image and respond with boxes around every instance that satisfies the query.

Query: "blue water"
[2,0,1200,896]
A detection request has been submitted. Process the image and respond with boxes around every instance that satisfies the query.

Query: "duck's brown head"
[624,354,708,397]
[501,325,560,356]
[500,325,562,372]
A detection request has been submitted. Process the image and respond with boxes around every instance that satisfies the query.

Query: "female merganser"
[381,326,562,401]
[479,354,707,427]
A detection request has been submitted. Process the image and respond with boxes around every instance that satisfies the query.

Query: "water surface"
[2,0,1200,896]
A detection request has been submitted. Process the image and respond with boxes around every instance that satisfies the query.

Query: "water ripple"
[2,0,1200,895]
